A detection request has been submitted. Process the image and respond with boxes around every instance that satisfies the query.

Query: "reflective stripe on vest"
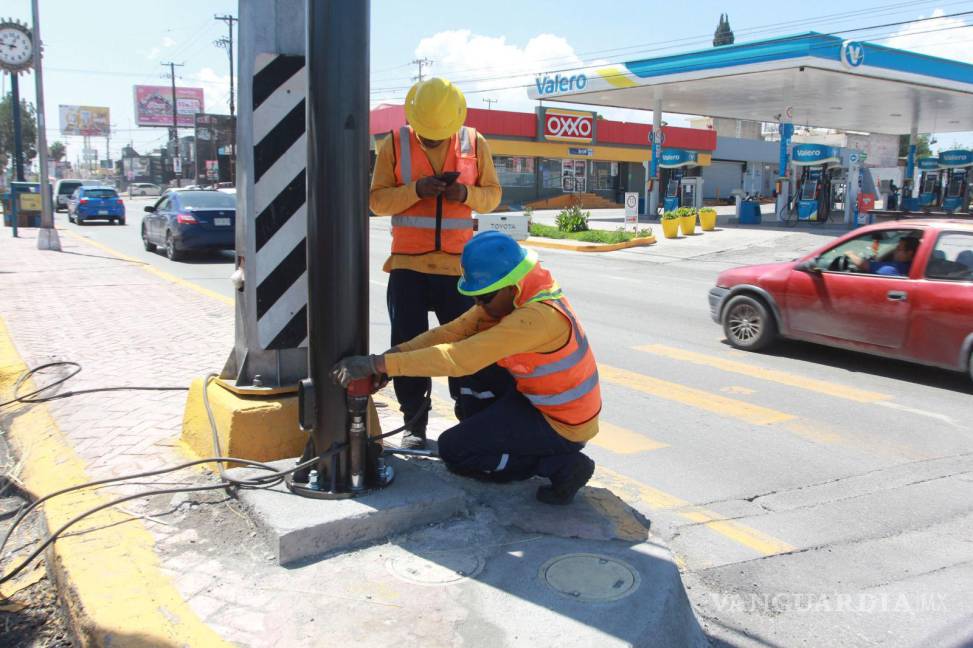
[390,215,475,230]
[523,369,600,407]
[399,126,413,186]
[509,301,588,379]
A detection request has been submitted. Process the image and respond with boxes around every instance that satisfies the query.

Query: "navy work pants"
[437,366,587,483]
[387,269,473,434]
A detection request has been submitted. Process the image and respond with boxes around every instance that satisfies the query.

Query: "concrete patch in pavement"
[228,457,468,564]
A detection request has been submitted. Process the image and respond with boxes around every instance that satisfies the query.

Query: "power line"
[411,57,433,82]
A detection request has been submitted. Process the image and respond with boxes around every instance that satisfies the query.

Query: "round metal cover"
[540,553,640,602]
[386,551,484,586]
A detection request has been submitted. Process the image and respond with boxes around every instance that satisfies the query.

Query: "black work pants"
[387,269,472,434]
[437,366,587,483]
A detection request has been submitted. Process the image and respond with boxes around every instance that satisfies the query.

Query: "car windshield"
[84,189,118,199]
[178,192,235,208]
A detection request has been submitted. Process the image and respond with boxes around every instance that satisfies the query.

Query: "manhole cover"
[386,552,484,586]
[540,553,640,602]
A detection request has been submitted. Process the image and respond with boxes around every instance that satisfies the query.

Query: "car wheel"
[722,294,777,351]
[142,225,156,251]
[968,349,973,385]
[76,215,85,226]
[165,231,182,261]
[119,218,126,226]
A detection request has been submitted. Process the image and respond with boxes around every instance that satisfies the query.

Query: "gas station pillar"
[647,99,662,217]
[905,125,918,200]
[775,122,794,221]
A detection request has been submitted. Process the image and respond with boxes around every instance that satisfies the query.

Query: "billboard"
[59,105,111,136]
[134,86,205,127]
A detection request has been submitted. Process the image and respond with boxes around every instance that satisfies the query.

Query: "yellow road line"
[636,344,891,404]
[61,230,234,307]
[598,363,795,426]
[0,316,231,647]
[592,466,796,557]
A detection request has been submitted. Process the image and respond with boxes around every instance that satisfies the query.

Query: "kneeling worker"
[333,232,601,505]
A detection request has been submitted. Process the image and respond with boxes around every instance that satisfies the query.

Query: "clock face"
[0,26,33,69]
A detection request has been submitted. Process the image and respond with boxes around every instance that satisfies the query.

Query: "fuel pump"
[917,157,942,209]
[790,144,840,223]
[658,148,703,212]
[938,150,973,214]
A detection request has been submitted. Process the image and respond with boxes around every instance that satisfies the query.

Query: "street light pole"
[162,61,184,183]
[32,0,59,251]
[10,73,24,181]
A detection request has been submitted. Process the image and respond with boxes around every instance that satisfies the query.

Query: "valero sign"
[543,109,594,143]
[938,149,973,168]
[917,157,940,171]
[658,148,698,168]
[791,143,840,166]
[535,73,588,96]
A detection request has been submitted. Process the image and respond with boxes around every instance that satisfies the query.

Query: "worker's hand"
[444,182,468,203]
[331,355,379,388]
[416,176,446,199]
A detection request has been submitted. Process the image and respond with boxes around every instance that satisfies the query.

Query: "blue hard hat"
[457,231,537,295]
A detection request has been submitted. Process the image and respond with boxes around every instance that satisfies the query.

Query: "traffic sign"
[624,192,638,227]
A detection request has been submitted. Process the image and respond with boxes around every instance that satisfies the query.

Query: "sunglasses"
[474,289,501,305]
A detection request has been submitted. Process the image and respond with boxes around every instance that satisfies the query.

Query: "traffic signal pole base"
[36,227,61,252]
[227,456,467,565]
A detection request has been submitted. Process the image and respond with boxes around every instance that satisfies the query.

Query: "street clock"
[0,19,34,74]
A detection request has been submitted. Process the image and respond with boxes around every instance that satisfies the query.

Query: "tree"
[49,140,66,161]
[897,133,935,159]
[0,92,39,175]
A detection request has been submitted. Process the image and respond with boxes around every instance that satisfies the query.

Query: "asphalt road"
[60,197,973,648]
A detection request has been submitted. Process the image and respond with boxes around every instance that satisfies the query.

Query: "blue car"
[141,189,236,261]
[68,186,126,225]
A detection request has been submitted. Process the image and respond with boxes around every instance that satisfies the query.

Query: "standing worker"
[333,232,601,505]
[370,78,501,449]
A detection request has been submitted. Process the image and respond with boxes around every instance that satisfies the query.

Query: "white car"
[129,183,162,197]
[54,179,84,212]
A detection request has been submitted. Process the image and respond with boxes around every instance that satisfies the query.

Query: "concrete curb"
[524,235,657,253]
[0,316,231,647]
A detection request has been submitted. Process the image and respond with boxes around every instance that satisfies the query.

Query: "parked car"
[129,182,162,197]
[67,186,126,225]
[141,189,236,260]
[54,179,84,212]
[709,220,973,381]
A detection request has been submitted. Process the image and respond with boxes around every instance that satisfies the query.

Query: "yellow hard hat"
[404,78,467,141]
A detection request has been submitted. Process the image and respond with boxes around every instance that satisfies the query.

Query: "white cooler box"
[473,213,530,241]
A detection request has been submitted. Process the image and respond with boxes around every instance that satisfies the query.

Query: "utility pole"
[10,73,24,181]
[161,61,184,183]
[411,57,432,82]
[483,98,497,110]
[214,14,237,185]
[31,0,58,249]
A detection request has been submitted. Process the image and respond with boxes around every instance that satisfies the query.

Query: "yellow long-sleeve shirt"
[369,131,502,276]
[384,302,599,443]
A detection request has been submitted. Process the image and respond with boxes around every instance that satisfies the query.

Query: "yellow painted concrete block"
[180,377,307,463]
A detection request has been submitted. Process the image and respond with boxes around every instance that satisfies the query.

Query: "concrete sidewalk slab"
[229,457,468,564]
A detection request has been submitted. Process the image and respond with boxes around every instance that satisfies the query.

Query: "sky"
[5,0,973,168]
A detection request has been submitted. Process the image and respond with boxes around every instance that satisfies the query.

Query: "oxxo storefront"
[370,104,716,211]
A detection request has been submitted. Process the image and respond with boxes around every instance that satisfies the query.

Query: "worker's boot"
[401,429,427,450]
[536,454,595,505]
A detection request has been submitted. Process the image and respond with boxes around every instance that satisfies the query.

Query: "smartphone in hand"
[438,171,461,185]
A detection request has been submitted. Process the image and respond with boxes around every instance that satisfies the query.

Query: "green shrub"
[529,223,652,243]
[661,210,680,220]
[555,204,591,232]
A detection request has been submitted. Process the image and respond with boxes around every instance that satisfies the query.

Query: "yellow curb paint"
[636,344,891,404]
[523,235,656,253]
[0,316,231,647]
[592,466,796,557]
[61,230,234,307]
[598,363,795,426]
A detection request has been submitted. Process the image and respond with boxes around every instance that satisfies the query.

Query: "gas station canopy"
[529,33,973,135]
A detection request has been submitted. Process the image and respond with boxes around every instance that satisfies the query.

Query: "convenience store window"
[591,160,616,191]
[493,156,535,188]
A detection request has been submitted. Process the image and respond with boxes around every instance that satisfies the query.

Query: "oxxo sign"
[543,109,594,143]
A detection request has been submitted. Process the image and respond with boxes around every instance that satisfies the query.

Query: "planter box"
[679,214,696,236]
[662,219,680,239]
[699,210,717,231]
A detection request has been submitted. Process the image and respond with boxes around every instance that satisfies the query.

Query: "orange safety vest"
[391,126,479,255]
[497,264,602,426]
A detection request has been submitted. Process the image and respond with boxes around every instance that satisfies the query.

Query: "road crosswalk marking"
[635,344,891,403]
[598,363,795,426]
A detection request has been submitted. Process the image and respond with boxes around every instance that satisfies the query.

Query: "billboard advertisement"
[124,156,150,180]
[133,86,205,127]
[59,105,111,136]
